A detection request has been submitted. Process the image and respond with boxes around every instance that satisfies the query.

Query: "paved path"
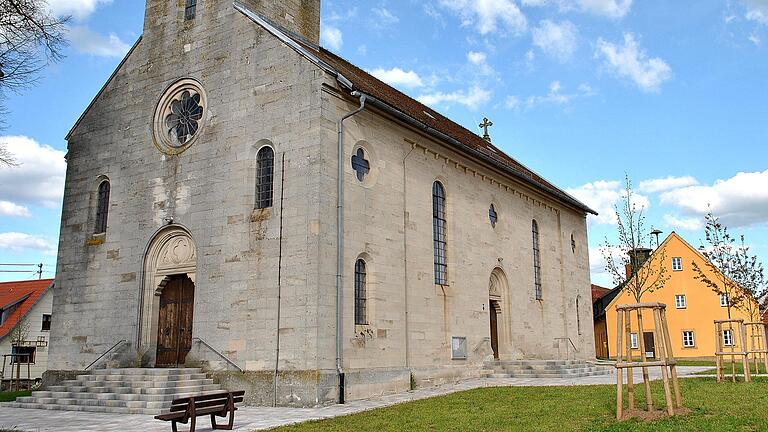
[0,366,713,432]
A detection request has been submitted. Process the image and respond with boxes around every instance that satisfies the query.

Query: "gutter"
[335,91,367,404]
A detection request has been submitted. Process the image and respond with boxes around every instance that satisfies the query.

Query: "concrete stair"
[2,368,222,415]
[484,359,613,379]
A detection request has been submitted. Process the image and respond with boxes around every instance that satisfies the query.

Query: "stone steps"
[1,368,223,415]
[485,360,613,379]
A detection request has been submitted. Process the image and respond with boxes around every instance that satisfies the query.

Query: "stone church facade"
[49,0,596,406]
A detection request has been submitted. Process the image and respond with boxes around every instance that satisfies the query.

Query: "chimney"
[243,0,321,45]
[625,248,652,279]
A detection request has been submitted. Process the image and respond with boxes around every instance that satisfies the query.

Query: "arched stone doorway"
[138,226,197,367]
[489,268,510,359]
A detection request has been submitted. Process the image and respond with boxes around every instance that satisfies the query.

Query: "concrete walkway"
[0,366,713,432]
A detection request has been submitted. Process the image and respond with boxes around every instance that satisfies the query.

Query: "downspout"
[336,91,366,404]
[402,145,416,372]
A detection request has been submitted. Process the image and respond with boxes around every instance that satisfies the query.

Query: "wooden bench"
[154,390,245,432]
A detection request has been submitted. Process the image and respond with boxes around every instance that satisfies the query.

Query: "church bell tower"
[142,0,320,46]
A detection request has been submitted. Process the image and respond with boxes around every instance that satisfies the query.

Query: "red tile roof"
[257,18,596,215]
[0,279,53,340]
[591,284,612,303]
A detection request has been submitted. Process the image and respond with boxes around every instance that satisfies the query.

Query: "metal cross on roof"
[479,117,493,142]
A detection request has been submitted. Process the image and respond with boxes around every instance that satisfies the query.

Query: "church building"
[49,0,597,406]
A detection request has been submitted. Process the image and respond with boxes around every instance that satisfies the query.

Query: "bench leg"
[172,421,178,432]
[211,410,235,430]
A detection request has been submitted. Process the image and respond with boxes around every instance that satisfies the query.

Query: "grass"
[0,391,30,403]
[273,378,768,432]
[674,359,768,375]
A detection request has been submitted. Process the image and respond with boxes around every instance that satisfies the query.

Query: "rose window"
[165,91,203,145]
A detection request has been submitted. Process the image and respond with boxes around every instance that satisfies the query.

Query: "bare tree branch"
[602,175,669,302]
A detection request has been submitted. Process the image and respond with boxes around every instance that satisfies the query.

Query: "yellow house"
[598,232,758,359]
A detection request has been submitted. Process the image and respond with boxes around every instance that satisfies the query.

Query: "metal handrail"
[85,340,127,371]
[192,337,244,373]
[554,337,579,359]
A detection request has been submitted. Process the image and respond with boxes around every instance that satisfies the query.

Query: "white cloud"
[372,7,400,26]
[663,214,703,232]
[439,0,527,35]
[596,33,672,92]
[67,26,130,58]
[660,170,768,228]
[468,51,487,65]
[417,85,492,110]
[321,25,343,51]
[638,176,699,193]
[0,232,57,256]
[521,0,632,18]
[749,32,762,45]
[0,201,31,218]
[524,80,594,108]
[0,136,67,208]
[532,20,579,62]
[47,0,111,20]
[467,51,495,75]
[744,0,768,24]
[566,179,650,225]
[369,67,424,89]
[505,95,520,109]
[576,0,632,18]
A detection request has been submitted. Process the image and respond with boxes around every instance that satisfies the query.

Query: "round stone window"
[153,78,207,155]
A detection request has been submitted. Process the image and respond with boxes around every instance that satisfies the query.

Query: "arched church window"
[185,0,197,20]
[354,259,367,325]
[95,180,110,234]
[433,181,447,285]
[489,204,498,228]
[256,146,274,209]
[532,219,542,300]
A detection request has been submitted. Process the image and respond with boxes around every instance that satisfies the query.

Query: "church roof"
[235,2,596,216]
[0,279,53,340]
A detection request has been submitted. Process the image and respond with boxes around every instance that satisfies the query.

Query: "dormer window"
[185,0,197,20]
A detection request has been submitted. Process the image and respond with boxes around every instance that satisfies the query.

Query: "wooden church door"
[156,275,195,367]
[490,300,499,359]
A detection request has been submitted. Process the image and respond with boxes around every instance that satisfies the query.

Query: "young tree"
[691,212,741,319]
[602,176,669,410]
[0,0,69,165]
[602,176,670,302]
[732,235,766,322]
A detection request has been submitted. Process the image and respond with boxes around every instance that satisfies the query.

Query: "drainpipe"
[336,91,366,404]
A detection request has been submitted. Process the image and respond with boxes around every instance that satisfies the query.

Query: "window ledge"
[87,233,106,246]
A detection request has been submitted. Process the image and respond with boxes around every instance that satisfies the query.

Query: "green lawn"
[0,391,30,402]
[274,378,768,432]
[674,359,768,375]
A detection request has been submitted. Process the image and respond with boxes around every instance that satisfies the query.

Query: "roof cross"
[479,117,493,142]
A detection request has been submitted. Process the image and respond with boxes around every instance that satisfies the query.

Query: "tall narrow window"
[256,146,274,209]
[432,182,447,285]
[354,259,367,325]
[532,219,542,300]
[95,180,110,234]
[185,0,197,20]
[576,296,582,335]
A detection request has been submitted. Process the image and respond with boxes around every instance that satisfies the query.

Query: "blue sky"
[1,0,767,285]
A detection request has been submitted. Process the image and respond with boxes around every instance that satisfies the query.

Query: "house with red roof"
[0,279,53,386]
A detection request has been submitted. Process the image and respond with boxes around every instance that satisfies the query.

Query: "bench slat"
[170,397,244,412]
[170,390,245,405]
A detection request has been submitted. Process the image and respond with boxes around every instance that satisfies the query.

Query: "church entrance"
[156,275,195,367]
[490,299,499,359]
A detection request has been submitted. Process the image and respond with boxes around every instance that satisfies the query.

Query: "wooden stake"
[715,323,723,383]
[624,309,635,409]
[636,309,653,411]
[660,308,682,408]
[740,323,751,383]
[653,308,674,416]
[616,309,624,420]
